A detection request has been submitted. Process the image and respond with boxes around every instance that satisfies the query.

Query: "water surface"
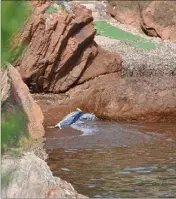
[45,121,176,198]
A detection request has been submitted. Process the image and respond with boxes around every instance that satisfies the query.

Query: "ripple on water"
[46,121,176,198]
[45,121,162,149]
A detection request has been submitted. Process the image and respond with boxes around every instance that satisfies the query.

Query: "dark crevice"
[59,50,97,93]
[44,17,94,91]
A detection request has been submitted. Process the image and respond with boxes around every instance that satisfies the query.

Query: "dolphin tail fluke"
[76,108,82,112]
[55,123,62,129]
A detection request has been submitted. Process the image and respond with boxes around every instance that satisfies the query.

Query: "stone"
[37,76,176,124]
[107,0,176,41]
[1,69,11,106]
[15,2,122,93]
[80,76,176,122]
[107,1,142,29]
[1,152,87,198]
[140,1,176,41]
[7,64,45,138]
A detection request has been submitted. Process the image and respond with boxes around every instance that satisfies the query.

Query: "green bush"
[45,4,59,14]
[1,107,28,154]
[1,1,30,64]
[1,1,30,154]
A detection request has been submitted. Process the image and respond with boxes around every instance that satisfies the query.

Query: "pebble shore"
[95,35,176,77]
[76,0,176,77]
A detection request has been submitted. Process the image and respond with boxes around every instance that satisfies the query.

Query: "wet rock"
[42,76,176,123]
[3,64,45,138]
[1,152,87,198]
[107,1,176,41]
[80,76,176,122]
[15,2,122,93]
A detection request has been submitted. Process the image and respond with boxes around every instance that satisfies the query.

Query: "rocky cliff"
[15,2,122,93]
[107,1,176,41]
[1,64,44,138]
[14,1,176,123]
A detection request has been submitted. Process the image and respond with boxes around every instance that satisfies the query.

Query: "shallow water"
[45,121,176,198]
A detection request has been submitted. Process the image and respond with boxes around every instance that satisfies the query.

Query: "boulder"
[107,0,176,41]
[140,1,176,40]
[2,64,45,138]
[81,76,176,122]
[107,1,142,29]
[15,2,122,93]
[39,76,176,124]
[1,152,87,198]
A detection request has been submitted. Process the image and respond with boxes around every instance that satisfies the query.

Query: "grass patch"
[94,20,157,50]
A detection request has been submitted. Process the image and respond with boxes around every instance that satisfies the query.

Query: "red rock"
[38,76,176,124]
[107,1,176,41]
[15,2,122,93]
[80,76,176,122]
[140,1,176,40]
[107,1,141,29]
[7,64,45,138]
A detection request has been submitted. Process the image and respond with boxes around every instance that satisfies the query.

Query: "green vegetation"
[45,3,70,14]
[1,169,16,190]
[94,20,157,50]
[1,1,31,154]
[45,4,59,14]
[1,107,28,154]
[1,1,30,64]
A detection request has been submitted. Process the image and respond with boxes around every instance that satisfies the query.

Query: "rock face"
[13,1,176,123]
[16,2,122,93]
[107,1,142,28]
[35,76,176,124]
[80,76,176,122]
[1,153,87,198]
[141,1,176,40]
[107,1,176,41]
[1,65,45,138]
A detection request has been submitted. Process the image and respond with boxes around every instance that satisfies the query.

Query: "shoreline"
[1,141,88,198]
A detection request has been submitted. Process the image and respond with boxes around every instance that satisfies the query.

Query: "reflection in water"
[71,113,98,135]
[46,121,176,198]
[45,121,161,149]
[71,121,98,136]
